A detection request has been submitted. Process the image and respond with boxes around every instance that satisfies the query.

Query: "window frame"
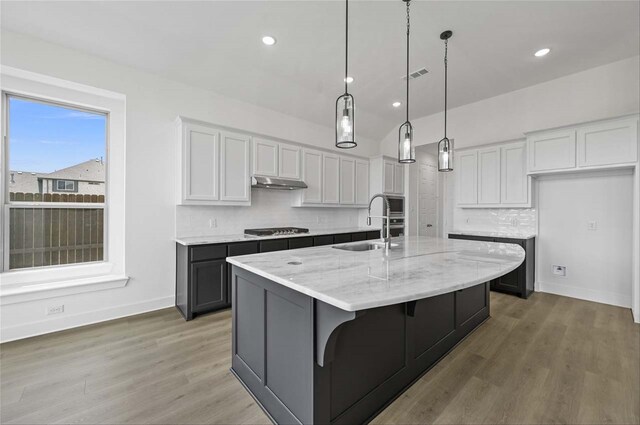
[2,92,109,271]
[0,66,127,300]
[55,180,77,192]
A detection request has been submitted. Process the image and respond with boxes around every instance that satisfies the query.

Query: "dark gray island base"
[230,266,490,425]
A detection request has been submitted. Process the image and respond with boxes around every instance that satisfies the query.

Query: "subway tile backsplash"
[452,208,537,234]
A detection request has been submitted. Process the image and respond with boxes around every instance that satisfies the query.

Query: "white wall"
[380,55,640,155]
[0,30,377,342]
[536,170,634,308]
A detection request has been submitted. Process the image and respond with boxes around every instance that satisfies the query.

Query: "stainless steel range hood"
[251,176,308,190]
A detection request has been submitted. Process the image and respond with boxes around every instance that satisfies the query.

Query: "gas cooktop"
[244,227,309,237]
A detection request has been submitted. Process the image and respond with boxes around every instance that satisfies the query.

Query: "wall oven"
[386,195,405,217]
[383,196,405,237]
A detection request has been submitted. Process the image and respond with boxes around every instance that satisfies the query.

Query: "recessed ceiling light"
[262,36,276,46]
[392,102,402,108]
[534,48,550,57]
[344,76,354,84]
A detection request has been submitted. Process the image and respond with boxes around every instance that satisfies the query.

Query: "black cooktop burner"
[244,227,310,237]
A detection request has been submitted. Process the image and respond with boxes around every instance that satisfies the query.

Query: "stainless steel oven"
[383,217,405,238]
[386,195,405,217]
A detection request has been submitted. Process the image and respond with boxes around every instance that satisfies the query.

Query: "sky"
[8,96,107,174]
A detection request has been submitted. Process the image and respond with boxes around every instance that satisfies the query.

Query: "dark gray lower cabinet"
[448,233,535,298]
[231,265,490,425]
[176,231,376,320]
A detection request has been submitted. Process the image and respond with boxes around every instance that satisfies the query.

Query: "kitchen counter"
[449,229,537,239]
[227,235,525,311]
[229,235,525,424]
[175,226,381,246]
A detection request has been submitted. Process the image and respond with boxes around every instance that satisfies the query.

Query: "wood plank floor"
[1,292,638,424]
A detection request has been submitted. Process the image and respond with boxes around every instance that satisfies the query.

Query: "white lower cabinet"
[340,157,355,205]
[323,154,340,204]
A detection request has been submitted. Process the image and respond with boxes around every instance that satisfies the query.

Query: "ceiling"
[1,1,638,141]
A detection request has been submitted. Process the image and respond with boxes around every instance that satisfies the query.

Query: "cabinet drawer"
[190,244,227,262]
[289,237,313,250]
[366,231,381,240]
[259,239,289,253]
[351,232,367,242]
[314,235,334,246]
[333,233,352,244]
[228,241,259,257]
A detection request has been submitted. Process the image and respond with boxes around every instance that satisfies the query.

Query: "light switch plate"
[553,265,566,277]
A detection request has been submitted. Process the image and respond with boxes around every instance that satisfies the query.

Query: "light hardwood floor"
[1,292,639,424]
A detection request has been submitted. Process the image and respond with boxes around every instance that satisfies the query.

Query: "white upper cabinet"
[354,159,370,206]
[500,141,529,205]
[278,143,301,180]
[577,117,638,168]
[477,147,500,204]
[394,164,404,195]
[220,130,251,202]
[323,153,340,204]
[527,129,576,173]
[383,160,395,194]
[457,150,478,205]
[339,157,355,205]
[253,138,278,177]
[181,121,219,203]
[178,118,251,206]
[301,148,323,204]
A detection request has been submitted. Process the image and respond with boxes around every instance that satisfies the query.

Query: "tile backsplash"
[452,207,537,234]
[176,189,367,237]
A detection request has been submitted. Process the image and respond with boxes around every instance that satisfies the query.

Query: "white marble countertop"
[449,229,536,240]
[227,236,525,312]
[175,227,381,246]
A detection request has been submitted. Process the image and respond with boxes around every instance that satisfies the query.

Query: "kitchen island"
[227,236,525,425]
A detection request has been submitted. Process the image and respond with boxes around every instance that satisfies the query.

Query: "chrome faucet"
[367,193,391,249]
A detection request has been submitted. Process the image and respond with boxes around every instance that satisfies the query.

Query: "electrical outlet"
[587,221,597,231]
[510,218,518,227]
[208,218,217,228]
[552,265,566,277]
[47,304,65,315]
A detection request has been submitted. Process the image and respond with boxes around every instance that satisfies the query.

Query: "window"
[55,180,76,192]
[3,95,107,270]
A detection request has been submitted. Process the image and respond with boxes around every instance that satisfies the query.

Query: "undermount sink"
[332,241,399,252]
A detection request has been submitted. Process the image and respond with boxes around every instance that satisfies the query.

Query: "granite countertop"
[227,235,525,312]
[175,227,382,246]
[448,229,537,240]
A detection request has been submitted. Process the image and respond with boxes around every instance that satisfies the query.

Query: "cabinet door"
[183,122,218,202]
[191,259,227,313]
[457,150,478,205]
[527,129,576,172]
[323,153,340,204]
[501,142,528,205]
[577,118,638,167]
[220,131,251,201]
[477,147,500,204]
[279,143,301,180]
[383,161,395,193]
[253,138,278,177]
[301,149,323,204]
[355,160,369,206]
[340,157,356,204]
[394,163,404,195]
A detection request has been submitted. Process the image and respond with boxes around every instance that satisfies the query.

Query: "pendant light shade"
[336,0,356,149]
[397,0,415,163]
[336,93,355,148]
[437,30,454,172]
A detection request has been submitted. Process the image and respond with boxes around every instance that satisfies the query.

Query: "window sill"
[0,274,129,305]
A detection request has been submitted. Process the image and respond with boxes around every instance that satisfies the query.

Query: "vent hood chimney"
[251,176,308,190]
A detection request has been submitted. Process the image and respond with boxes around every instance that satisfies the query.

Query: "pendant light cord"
[444,38,448,138]
[344,0,349,94]
[405,0,410,124]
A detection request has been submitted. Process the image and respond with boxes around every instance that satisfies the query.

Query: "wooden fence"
[8,192,105,270]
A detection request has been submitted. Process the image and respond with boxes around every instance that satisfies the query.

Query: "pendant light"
[336,0,356,148]
[398,0,415,163]
[437,30,454,172]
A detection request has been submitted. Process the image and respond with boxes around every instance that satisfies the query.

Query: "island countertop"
[227,235,525,311]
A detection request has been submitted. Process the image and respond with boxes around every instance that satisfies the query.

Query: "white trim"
[0,295,171,343]
[537,280,632,310]
[0,274,129,305]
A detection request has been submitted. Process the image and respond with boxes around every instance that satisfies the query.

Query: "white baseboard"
[537,281,631,309]
[0,296,174,343]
